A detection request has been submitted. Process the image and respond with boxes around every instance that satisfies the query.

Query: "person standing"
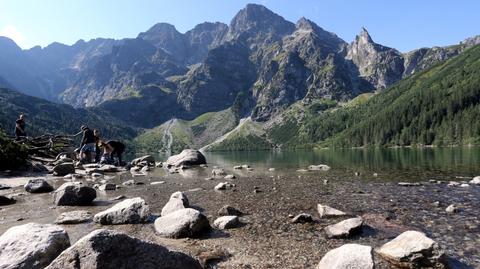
[14,114,26,140]
[79,125,96,163]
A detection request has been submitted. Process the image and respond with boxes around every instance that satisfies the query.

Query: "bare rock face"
[324,217,363,238]
[317,244,374,269]
[165,149,206,168]
[377,230,447,268]
[154,208,210,238]
[93,197,150,225]
[53,183,96,206]
[0,223,70,269]
[45,229,202,269]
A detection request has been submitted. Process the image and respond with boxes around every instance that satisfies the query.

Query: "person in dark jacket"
[14,114,27,140]
[79,125,96,163]
[93,129,102,163]
[107,140,126,166]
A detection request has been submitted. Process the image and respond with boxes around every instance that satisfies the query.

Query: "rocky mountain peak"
[356,27,374,45]
[0,36,22,54]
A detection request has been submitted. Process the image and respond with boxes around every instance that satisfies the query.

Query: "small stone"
[154,208,210,238]
[224,174,236,179]
[211,168,227,177]
[373,173,378,177]
[324,217,363,238]
[291,213,313,224]
[446,204,458,213]
[308,164,331,171]
[460,183,470,188]
[317,204,347,218]
[98,183,116,191]
[55,210,92,224]
[268,168,275,172]
[398,182,421,186]
[24,178,54,193]
[150,181,165,185]
[91,173,103,179]
[214,182,234,191]
[218,205,243,216]
[110,195,126,201]
[447,181,460,187]
[241,164,250,169]
[53,183,96,206]
[470,176,480,185]
[214,216,240,229]
[94,197,150,225]
[233,165,242,169]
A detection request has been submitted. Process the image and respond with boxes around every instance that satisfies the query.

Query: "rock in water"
[161,191,190,216]
[131,155,155,166]
[94,197,150,225]
[214,216,240,229]
[324,217,364,238]
[55,210,92,224]
[317,204,347,218]
[377,231,446,268]
[154,208,210,238]
[165,149,206,168]
[0,195,15,205]
[24,178,54,193]
[53,163,75,176]
[0,223,70,269]
[218,205,243,216]
[317,244,374,269]
[45,229,202,269]
[53,183,96,206]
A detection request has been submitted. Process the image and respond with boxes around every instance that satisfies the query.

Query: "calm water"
[152,147,480,181]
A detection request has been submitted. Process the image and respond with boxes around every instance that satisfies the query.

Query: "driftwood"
[13,134,75,163]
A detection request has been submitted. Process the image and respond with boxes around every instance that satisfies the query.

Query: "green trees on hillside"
[0,130,27,170]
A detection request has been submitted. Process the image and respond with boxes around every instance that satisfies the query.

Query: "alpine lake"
[0,147,479,268]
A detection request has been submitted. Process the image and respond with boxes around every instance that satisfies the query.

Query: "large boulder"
[53,163,75,176]
[165,149,206,168]
[377,230,446,268]
[0,195,15,205]
[55,210,92,224]
[324,217,364,238]
[161,192,190,216]
[24,178,54,193]
[317,244,374,269]
[317,204,347,218]
[154,208,210,238]
[131,155,155,166]
[0,223,70,269]
[53,183,96,206]
[94,197,150,225]
[45,229,202,269]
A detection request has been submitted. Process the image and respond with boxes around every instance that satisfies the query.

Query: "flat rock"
[218,205,243,216]
[25,178,54,193]
[154,208,210,238]
[53,163,75,176]
[165,149,206,168]
[291,213,313,224]
[55,210,92,224]
[325,217,364,238]
[308,164,331,171]
[94,197,150,225]
[0,195,16,205]
[151,181,166,185]
[317,204,347,218]
[0,223,70,269]
[45,229,202,269]
[317,244,374,269]
[53,183,96,206]
[377,230,446,268]
[214,216,240,229]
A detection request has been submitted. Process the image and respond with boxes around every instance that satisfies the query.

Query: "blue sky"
[0,0,478,52]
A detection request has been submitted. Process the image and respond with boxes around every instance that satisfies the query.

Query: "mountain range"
[0,4,479,153]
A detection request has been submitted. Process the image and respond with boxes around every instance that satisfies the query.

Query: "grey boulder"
[94,197,150,225]
[53,163,75,176]
[24,178,54,193]
[325,217,364,238]
[317,244,374,269]
[53,183,96,206]
[154,208,210,238]
[45,229,202,269]
[161,191,190,216]
[0,223,70,269]
[165,149,206,168]
[131,155,155,166]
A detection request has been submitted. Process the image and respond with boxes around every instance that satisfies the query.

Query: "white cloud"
[0,25,27,48]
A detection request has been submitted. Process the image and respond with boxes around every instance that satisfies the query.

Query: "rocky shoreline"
[0,150,479,268]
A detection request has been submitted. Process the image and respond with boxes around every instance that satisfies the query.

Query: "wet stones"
[0,223,70,269]
[212,168,227,177]
[377,231,446,268]
[317,244,374,269]
[218,205,243,216]
[214,182,235,190]
[317,204,347,218]
[291,213,314,224]
[324,217,364,238]
[214,216,240,229]
[165,149,206,168]
[154,208,210,238]
[161,192,189,216]
[53,163,75,176]
[24,178,54,193]
[131,155,155,166]
[45,229,202,269]
[53,183,96,206]
[94,197,150,225]
[55,210,92,224]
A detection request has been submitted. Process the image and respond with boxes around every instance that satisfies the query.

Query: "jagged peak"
[357,27,374,44]
[139,22,180,38]
[229,3,293,31]
[296,17,316,30]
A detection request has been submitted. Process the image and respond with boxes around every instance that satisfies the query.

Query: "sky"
[0,0,478,52]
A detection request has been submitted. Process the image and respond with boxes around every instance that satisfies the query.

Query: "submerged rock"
[317,244,374,269]
[154,208,210,238]
[94,197,150,225]
[24,178,54,193]
[55,210,92,224]
[165,149,206,168]
[324,217,363,238]
[214,216,240,229]
[0,223,70,269]
[45,229,202,269]
[317,204,347,218]
[377,230,446,268]
[53,183,96,206]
